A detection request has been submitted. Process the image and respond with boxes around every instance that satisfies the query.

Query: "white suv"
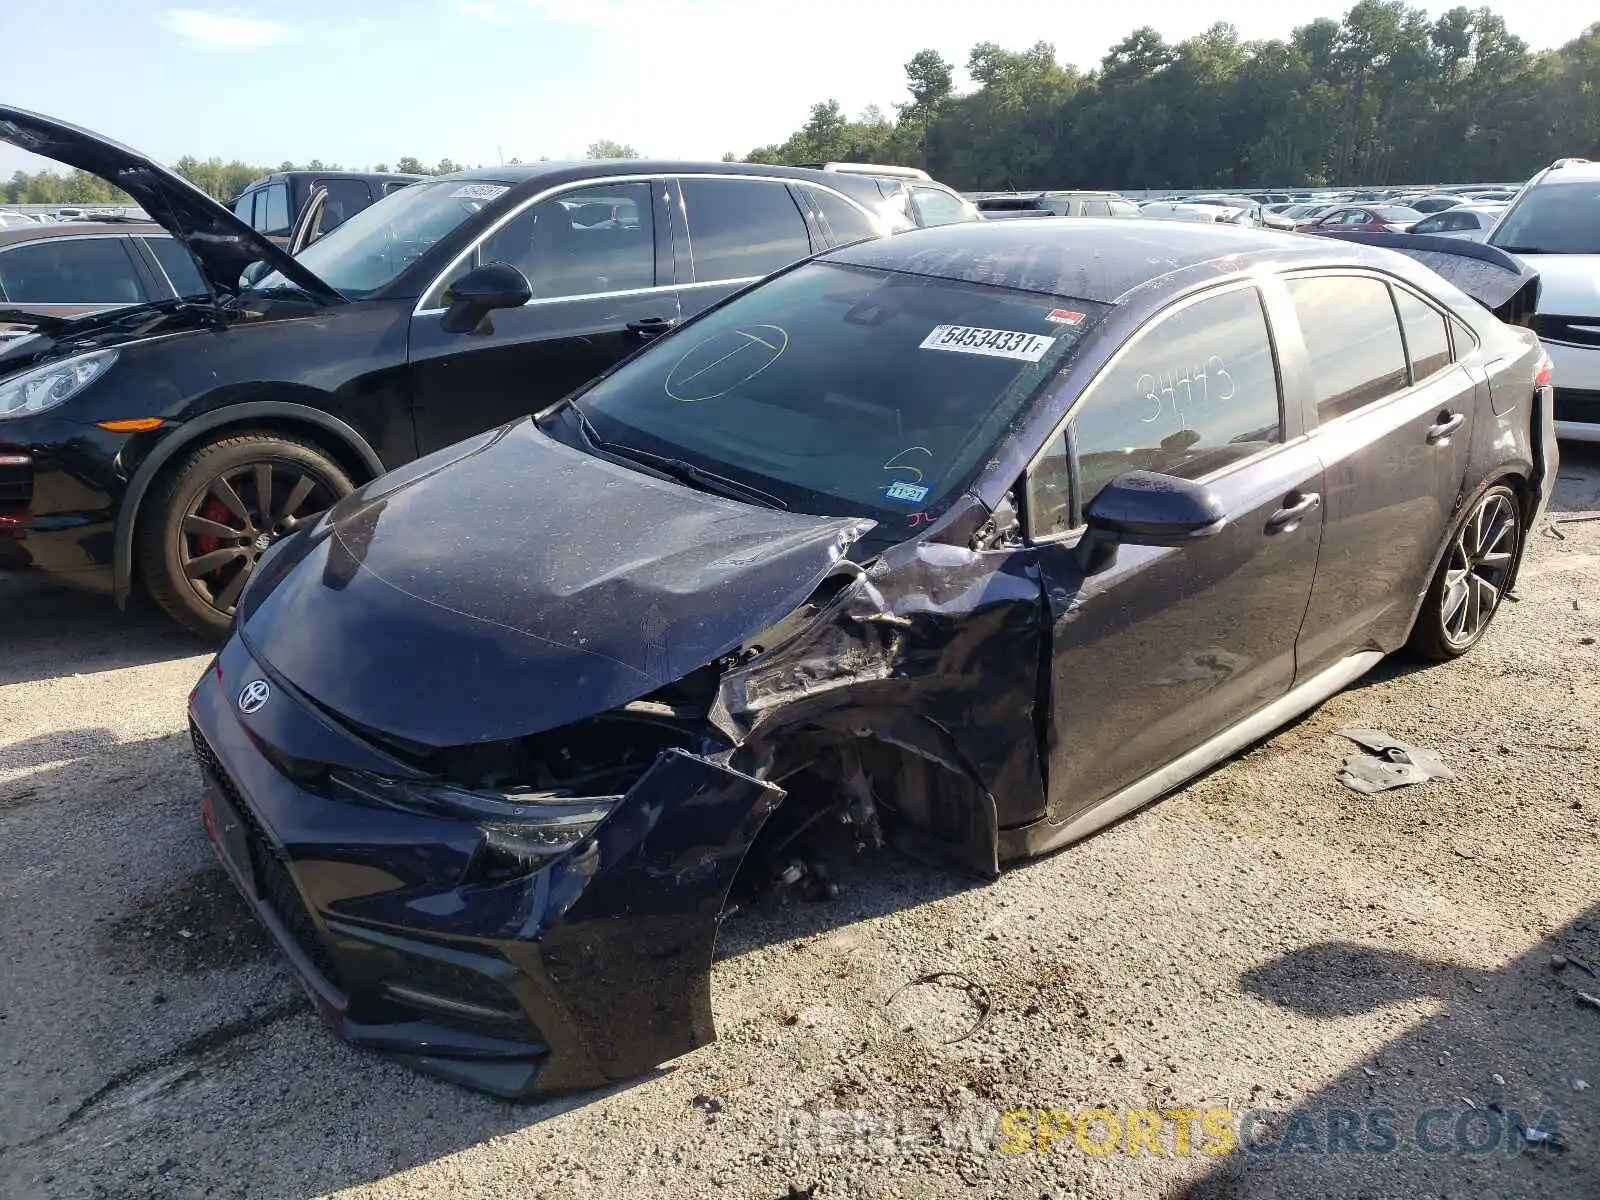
[1488,157,1600,441]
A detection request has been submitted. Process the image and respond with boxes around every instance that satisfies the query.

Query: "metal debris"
[1335,729,1454,794]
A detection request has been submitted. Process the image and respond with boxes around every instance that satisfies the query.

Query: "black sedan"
[190,218,1555,1098]
[0,106,920,635]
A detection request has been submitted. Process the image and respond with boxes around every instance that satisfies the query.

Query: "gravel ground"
[2,447,1598,1200]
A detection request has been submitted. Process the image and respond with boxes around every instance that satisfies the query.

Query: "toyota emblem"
[237,679,271,715]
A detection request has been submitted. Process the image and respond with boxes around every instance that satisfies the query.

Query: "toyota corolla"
[189,219,1554,1097]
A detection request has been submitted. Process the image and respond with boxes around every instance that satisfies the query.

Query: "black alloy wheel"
[136,431,355,638]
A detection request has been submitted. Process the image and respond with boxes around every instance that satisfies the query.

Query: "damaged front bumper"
[188,636,782,1098]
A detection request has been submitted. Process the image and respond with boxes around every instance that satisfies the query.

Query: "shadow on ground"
[0,575,209,686]
[1175,904,1599,1197]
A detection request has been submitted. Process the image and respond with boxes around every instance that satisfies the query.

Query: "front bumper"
[188,637,782,1098]
[0,413,131,585]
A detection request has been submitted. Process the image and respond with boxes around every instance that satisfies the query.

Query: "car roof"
[255,169,427,183]
[0,220,168,246]
[1537,159,1600,182]
[432,160,913,189]
[823,218,1409,304]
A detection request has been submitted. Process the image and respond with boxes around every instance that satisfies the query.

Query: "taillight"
[1534,349,1553,388]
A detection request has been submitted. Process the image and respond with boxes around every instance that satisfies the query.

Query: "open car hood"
[239,420,874,749]
[1334,231,1541,325]
[0,106,342,305]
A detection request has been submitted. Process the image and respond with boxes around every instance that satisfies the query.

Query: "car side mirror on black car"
[1077,470,1227,575]
[441,262,533,334]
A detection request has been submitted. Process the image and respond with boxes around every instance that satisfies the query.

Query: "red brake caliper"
[191,498,234,580]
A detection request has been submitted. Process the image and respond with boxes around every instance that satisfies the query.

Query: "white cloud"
[160,9,288,50]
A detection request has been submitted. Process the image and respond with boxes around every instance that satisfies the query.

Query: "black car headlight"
[327,768,621,855]
[0,348,119,419]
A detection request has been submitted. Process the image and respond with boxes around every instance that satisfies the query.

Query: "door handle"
[1426,411,1466,444]
[1265,491,1321,534]
[626,316,676,339]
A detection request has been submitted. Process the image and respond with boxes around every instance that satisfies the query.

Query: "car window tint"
[804,185,878,247]
[1489,180,1600,254]
[911,186,972,227]
[233,192,255,222]
[0,238,147,304]
[1286,275,1409,420]
[681,178,809,281]
[144,236,207,297]
[258,183,290,236]
[1081,199,1112,217]
[315,179,373,233]
[1065,286,1283,510]
[473,182,655,300]
[1394,288,1452,382]
[1413,214,1444,233]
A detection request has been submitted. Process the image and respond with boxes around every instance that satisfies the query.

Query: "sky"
[0,0,1590,179]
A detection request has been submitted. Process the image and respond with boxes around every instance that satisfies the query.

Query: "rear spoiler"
[1333,232,1540,326]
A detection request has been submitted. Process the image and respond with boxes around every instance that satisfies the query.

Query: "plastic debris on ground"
[1335,728,1455,795]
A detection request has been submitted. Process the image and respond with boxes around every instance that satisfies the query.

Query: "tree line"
[0,141,643,207]
[740,2,1600,190]
[7,3,1596,205]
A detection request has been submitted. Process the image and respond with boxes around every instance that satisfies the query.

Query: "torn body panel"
[192,641,784,1097]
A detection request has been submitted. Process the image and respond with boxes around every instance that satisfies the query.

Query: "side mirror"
[440,262,532,335]
[1076,470,1226,574]
[239,261,270,288]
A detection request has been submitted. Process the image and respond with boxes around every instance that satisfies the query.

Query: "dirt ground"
[2,447,1598,1200]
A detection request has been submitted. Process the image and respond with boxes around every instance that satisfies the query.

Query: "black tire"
[1406,482,1522,661]
[135,431,354,639]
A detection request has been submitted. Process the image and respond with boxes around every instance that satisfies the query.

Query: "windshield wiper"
[556,398,787,510]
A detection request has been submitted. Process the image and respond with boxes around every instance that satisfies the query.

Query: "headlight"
[0,348,119,419]
[327,768,621,854]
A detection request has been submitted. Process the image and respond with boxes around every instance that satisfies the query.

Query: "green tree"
[585,139,639,159]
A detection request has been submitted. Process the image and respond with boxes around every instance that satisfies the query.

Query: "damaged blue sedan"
[190,219,1555,1097]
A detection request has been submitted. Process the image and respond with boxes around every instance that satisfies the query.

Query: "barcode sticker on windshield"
[920,325,1055,362]
[450,183,510,201]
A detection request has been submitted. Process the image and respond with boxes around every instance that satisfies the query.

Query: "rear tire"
[1406,483,1521,661]
[135,431,353,639]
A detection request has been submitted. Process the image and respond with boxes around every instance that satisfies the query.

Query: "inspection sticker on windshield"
[882,481,931,505]
[1045,308,1086,325]
[920,325,1055,362]
[450,183,510,201]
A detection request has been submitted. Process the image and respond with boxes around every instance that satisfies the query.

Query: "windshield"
[250,179,509,297]
[1373,206,1421,221]
[573,261,1101,537]
[1489,181,1600,254]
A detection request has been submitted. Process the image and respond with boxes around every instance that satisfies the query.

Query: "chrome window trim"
[413,172,880,317]
[1022,279,1286,543]
[138,234,185,296]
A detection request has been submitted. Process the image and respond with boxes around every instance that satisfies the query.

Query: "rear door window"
[680,178,811,281]
[1393,287,1453,382]
[0,237,149,304]
[143,236,207,297]
[1041,285,1284,528]
[313,178,374,232]
[802,184,878,248]
[1286,275,1409,421]
[910,186,973,227]
[1081,199,1112,217]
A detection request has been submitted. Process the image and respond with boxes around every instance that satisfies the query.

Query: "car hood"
[239,420,875,749]
[0,106,341,305]
[1508,253,1600,315]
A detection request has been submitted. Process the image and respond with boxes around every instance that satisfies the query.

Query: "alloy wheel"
[179,461,336,614]
[1440,491,1518,649]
